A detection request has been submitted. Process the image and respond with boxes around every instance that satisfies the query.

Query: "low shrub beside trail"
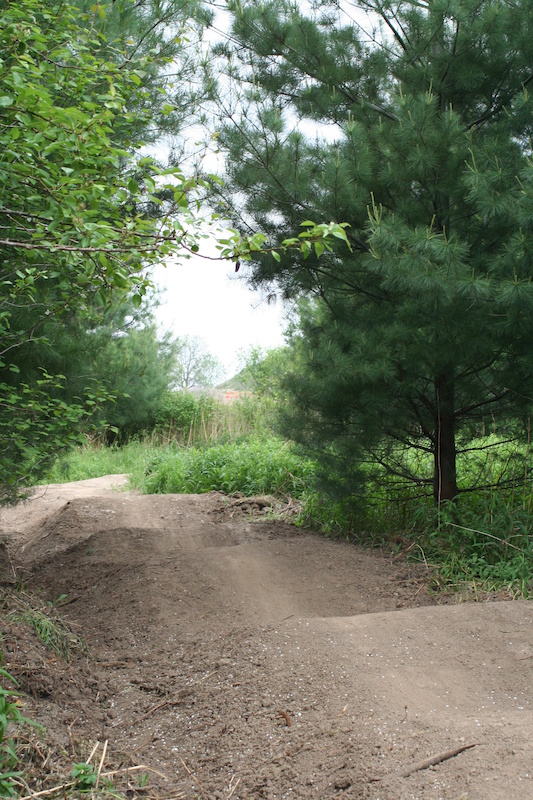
[135,437,314,498]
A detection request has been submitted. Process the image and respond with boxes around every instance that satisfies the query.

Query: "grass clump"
[134,437,314,498]
[412,497,533,597]
[5,592,86,661]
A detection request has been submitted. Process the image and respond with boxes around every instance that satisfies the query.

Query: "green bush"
[135,437,314,497]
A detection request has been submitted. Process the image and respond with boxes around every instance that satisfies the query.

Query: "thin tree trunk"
[434,373,458,505]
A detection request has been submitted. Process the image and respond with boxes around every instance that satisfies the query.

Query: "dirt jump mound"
[1,477,531,799]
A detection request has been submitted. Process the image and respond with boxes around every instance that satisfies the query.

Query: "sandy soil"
[0,476,532,799]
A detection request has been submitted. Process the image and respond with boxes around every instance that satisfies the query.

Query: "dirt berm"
[1,476,531,799]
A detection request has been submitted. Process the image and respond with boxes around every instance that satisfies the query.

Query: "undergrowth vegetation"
[154,391,272,444]
[299,437,533,598]
[134,436,313,497]
[44,392,275,484]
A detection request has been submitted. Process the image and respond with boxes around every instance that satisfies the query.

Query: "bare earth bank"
[1,476,531,800]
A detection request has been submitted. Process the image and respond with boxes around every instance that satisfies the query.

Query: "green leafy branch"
[216,221,352,265]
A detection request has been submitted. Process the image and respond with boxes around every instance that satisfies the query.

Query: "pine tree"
[211,0,533,506]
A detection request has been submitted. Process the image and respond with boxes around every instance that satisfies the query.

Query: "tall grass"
[41,393,275,485]
[41,439,160,484]
[154,392,275,446]
[408,480,533,597]
[133,437,314,497]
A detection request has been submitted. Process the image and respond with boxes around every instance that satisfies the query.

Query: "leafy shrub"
[136,437,314,497]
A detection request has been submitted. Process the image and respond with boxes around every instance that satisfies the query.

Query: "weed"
[136,772,150,787]
[70,762,97,792]
[0,659,33,797]
[7,594,86,661]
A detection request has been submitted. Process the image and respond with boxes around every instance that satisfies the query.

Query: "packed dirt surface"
[1,476,532,800]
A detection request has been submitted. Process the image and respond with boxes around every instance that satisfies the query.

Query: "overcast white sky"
[152,253,288,379]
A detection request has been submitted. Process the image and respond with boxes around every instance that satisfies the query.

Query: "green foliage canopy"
[0,0,199,312]
[74,0,210,151]
[211,0,533,507]
[0,0,206,500]
[40,295,178,440]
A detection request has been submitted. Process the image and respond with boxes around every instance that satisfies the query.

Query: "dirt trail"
[1,477,532,799]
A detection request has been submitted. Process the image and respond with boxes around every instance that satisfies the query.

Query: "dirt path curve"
[1,477,532,799]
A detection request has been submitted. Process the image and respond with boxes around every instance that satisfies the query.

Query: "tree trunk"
[433,373,458,506]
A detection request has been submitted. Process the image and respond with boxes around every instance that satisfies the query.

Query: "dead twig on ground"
[369,742,478,782]
[275,709,292,727]
[179,757,210,800]
[227,776,241,799]
[86,740,100,764]
[17,764,169,800]
[94,739,108,791]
